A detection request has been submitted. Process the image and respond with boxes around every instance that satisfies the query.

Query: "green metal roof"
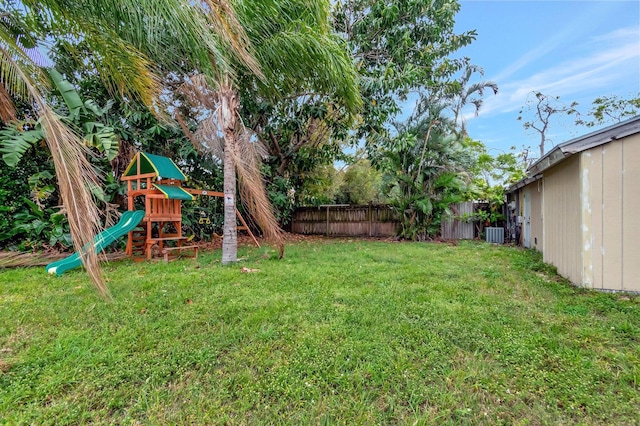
[123,152,187,181]
[153,184,195,201]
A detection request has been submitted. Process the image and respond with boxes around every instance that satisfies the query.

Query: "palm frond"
[232,126,285,257]
[23,0,209,108]
[201,0,262,79]
[0,35,108,297]
[234,0,361,114]
[0,122,43,166]
[253,24,361,113]
[40,105,108,298]
[58,31,162,111]
[179,73,218,110]
[194,115,225,159]
[0,37,49,118]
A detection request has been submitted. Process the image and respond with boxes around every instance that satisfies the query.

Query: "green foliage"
[577,93,640,127]
[182,200,224,242]
[334,0,476,142]
[27,170,56,205]
[373,96,473,240]
[49,69,119,160]
[236,0,361,115]
[252,0,482,223]
[0,71,125,250]
[239,75,354,224]
[0,69,226,249]
[446,64,498,135]
[299,159,387,206]
[336,159,385,204]
[297,164,343,206]
[0,147,69,250]
[265,174,297,225]
[0,190,72,252]
[227,0,362,231]
[458,138,526,230]
[0,121,43,167]
[2,241,640,424]
[9,197,72,250]
[0,69,119,166]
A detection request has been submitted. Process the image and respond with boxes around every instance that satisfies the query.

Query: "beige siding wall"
[542,156,583,285]
[583,133,640,292]
[622,135,640,292]
[519,181,544,250]
[530,182,544,251]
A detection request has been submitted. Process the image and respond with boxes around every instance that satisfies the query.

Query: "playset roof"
[153,184,195,201]
[122,152,187,181]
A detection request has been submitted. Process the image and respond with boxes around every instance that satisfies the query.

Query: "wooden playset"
[121,152,258,261]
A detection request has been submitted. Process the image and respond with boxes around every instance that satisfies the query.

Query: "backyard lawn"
[1,240,639,424]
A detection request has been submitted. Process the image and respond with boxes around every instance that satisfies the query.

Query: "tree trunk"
[222,135,237,264]
[220,88,238,264]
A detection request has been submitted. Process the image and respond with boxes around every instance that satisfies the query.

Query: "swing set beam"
[185,189,261,248]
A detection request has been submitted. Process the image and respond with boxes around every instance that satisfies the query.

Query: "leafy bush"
[0,149,70,251]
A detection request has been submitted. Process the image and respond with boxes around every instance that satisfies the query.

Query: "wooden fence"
[291,205,399,237]
[440,201,475,239]
[291,202,479,239]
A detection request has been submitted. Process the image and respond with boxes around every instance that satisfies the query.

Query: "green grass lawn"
[1,240,639,425]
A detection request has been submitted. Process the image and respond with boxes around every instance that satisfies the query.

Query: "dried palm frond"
[40,106,108,298]
[178,74,225,156]
[193,116,225,159]
[178,74,225,157]
[179,74,217,110]
[0,36,44,122]
[231,126,285,258]
[1,43,108,298]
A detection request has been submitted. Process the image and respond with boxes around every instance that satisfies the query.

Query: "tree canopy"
[0,0,528,288]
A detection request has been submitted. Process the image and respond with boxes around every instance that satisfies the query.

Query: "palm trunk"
[222,136,237,264]
[220,87,238,264]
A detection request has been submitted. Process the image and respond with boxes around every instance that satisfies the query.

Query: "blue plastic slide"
[46,210,146,276]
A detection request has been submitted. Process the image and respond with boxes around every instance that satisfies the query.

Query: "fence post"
[368,203,372,237]
[326,205,330,236]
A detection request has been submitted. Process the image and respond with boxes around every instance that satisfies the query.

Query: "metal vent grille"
[485,227,504,244]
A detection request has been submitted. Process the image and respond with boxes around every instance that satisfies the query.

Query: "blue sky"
[451,0,640,158]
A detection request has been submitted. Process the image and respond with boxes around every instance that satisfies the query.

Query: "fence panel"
[441,201,475,239]
[292,203,479,239]
[291,205,399,237]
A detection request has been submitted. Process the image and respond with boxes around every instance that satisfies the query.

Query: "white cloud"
[469,26,640,120]
[489,1,615,83]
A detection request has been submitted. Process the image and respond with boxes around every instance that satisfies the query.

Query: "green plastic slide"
[46,210,146,276]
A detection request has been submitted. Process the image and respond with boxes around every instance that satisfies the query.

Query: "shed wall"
[518,182,543,250]
[542,156,583,284]
[530,182,543,251]
[583,133,640,292]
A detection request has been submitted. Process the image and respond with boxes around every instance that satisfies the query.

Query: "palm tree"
[180,0,361,264]
[1,0,259,295]
[448,64,498,136]
[2,0,360,288]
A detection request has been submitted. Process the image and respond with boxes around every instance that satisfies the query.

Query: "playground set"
[46,152,258,275]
